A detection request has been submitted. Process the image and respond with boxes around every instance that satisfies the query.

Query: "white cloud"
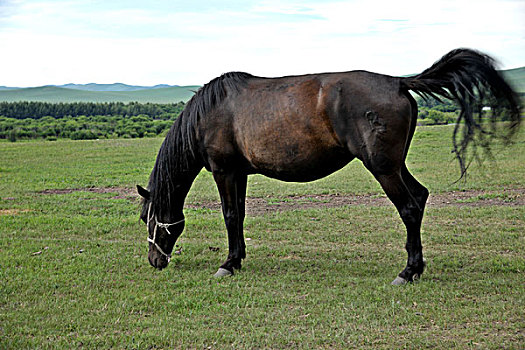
[0,0,523,86]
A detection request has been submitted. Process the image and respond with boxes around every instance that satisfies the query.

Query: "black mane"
[145,72,254,214]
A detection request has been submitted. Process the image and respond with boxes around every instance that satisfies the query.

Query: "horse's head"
[137,185,185,270]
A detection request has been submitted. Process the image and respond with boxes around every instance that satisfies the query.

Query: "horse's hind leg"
[373,169,427,284]
[401,165,429,218]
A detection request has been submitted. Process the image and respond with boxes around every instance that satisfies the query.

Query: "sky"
[0,0,524,87]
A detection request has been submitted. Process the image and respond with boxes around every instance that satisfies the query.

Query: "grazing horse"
[137,49,520,285]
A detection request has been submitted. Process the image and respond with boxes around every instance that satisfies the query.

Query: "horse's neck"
[153,120,203,216]
[163,166,202,214]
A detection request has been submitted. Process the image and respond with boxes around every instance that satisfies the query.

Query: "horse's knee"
[223,211,240,226]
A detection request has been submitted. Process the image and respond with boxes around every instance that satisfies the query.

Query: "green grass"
[0,125,524,349]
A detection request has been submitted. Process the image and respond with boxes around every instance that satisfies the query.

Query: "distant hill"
[57,83,178,92]
[0,85,199,103]
[0,66,522,103]
[0,83,186,92]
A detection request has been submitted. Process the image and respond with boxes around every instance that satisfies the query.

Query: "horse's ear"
[136,185,150,200]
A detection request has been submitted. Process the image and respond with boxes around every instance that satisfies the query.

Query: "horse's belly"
[235,113,352,181]
[245,144,352,182]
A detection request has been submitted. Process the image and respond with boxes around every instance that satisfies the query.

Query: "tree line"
[2,96,502,142]
[0,101,186,141]
[415,96,459,125]
[0,114,178,141]
[414,95,515,125]
[0,101,185,120]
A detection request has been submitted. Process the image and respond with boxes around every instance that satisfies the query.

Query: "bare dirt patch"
[187,188,525,216]
[38,187,138,201]
[0,209,32,216]
[36,187,524,216]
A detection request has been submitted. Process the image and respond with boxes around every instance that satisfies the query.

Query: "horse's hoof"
[214,267,233,278]
[391,276,408,286]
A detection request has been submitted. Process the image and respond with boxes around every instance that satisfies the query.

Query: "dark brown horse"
[137,49,520,284]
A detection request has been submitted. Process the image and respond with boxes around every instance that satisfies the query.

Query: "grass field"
[0,125,524,349]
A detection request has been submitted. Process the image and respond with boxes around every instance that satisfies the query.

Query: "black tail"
[401,48,521,178]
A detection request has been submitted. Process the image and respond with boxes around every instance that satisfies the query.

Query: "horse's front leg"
[212,171,247,277]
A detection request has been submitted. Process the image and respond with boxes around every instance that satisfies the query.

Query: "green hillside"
[501,67,525,94]
[0,85,199,103]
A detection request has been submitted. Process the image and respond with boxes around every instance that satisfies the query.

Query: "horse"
[137,48,520,285]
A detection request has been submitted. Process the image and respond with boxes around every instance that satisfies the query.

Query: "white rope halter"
[146,203,184,262]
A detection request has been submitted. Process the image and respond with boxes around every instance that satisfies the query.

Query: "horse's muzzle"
[148,252,169,270]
